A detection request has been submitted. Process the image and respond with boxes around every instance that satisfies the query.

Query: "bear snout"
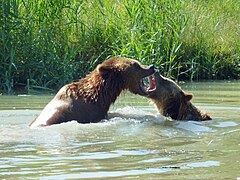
[149,64,155,73]
[145,64,155,76]
[149,64,154,70]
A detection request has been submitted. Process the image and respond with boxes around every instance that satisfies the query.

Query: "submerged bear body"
[30,57,155,127]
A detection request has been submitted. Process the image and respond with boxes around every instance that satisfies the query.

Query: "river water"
[0,81,239,179]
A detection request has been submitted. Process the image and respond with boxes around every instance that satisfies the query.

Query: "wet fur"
[63,70,124,109]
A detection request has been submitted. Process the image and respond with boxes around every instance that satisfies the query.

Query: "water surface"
[0,81,240,179]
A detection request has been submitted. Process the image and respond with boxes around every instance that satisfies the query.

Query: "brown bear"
[30,57,155,127]
[147,71,211,121]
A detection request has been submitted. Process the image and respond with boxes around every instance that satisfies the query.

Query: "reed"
[0,0,239,94]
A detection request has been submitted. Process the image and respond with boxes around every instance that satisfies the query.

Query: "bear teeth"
[147,75,156,92]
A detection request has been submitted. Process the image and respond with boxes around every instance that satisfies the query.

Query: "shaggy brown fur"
[148,72,211,121]
[30,57,155,127]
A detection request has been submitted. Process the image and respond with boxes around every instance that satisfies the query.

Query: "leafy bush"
[0,0,239,94]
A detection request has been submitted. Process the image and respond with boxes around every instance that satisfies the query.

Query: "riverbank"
[1,0,239,94]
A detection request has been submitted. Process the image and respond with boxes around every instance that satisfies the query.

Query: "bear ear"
[97,64,113,75]
[184,93,193,101]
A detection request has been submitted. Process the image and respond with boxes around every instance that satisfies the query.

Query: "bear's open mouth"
[142,75,156,94]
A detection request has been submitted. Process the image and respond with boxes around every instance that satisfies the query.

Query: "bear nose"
[149,64,154,70]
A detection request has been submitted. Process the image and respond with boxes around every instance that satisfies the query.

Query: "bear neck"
[97,72,125,111]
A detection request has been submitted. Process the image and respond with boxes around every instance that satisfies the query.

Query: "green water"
[0,81,240,179]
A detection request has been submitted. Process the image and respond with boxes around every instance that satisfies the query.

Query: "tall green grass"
[0,0,239,94]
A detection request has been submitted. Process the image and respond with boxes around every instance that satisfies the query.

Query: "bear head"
[148,71,211,121]
[97,57,155,96]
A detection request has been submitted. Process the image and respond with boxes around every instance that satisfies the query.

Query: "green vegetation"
[1,0,239,94]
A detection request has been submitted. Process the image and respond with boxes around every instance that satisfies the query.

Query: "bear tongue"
[147,75,156,92]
